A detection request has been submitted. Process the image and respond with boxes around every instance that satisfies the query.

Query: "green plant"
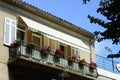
[11,39,22,47]
[69,55,76,62]
[89,61,97,69]
[79,59,86,65]
[40,46,51,54]
[27,40,37,49]
[55,48,64,58]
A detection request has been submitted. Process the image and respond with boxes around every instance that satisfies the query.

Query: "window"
[60,44,67,57]
[4,17,16,45]
[17,25,26,41]
[32,33,41,46]
[72,47,80,61]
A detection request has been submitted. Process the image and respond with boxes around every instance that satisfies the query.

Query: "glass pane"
[33,36,40,46]
[4,24,10,44]
[60,45,65,51]
[60,44,66,57]
[12,20,16,25]
[17,30,25,41]
[11,26,16,42]
[6,18,10,23]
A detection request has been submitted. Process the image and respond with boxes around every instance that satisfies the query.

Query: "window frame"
[17,24,26,41]
[32,33,42,47]
[72,47,80,61]
[60,43,67,58]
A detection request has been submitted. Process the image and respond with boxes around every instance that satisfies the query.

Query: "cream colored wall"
[0,5,16,63]
[82,38,95,63]
[0,2,17,80]
[0,63,9,80]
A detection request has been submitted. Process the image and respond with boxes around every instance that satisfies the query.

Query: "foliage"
[88,0,120,44]
[90,61,97,69]
[11,39,22,47]
[107,50,120,58]
[55,48,64,58]
[83,0,90,4]
[27,40,39,48]
[79,59,86,65]
[40,46,51,54]
[41,46,51,51]
[69,55,77,62]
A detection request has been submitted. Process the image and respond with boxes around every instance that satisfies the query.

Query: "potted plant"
[26,40,38,55]
[69,55,76,62]
[79,59,86,65]
[68,55,76,67]
[27,40,36,49]
[10,39,22,48]
[40,46,51,54]
[89,61,97,69]
[54,48,64,58]
[79,59,86,69]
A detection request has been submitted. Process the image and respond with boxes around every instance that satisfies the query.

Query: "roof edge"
[2,0,95,39]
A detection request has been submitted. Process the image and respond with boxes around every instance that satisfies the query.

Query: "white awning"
[20,16,90,52]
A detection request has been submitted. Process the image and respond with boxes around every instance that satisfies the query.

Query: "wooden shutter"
[44,36,49,46]
[4,17,16,45]
[4,17,16,46]
[11,19,17,43]
[67,45,71,57]
[4,17,11,45]
[56,41,60,49]
[50,39,55,51]
[27,30,32,41]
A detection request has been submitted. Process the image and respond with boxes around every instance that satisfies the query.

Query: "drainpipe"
[89,39,92,62]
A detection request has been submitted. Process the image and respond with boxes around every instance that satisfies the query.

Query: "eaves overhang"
[2,0,95,39]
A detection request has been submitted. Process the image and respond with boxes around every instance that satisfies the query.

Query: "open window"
[60,44,67,58]
[32,33,42,46]
[72,47,80,61]
[17,24,26,41]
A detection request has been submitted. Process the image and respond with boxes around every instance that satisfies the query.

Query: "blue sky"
[22,0,120,62]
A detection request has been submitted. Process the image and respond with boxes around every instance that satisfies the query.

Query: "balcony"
[9,43,98,80]
[96,55,120,74]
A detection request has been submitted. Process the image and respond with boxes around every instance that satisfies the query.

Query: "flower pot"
[90,64,97,69]
[79,61,86,65]
[41,50,49,54]
[54,54,63,58]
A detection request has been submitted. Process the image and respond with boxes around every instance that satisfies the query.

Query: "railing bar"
[9,43,98,78]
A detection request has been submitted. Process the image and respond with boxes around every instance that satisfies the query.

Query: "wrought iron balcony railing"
[9,43,98,78]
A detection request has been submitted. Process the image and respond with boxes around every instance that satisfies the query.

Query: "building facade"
[0,0,98,80]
